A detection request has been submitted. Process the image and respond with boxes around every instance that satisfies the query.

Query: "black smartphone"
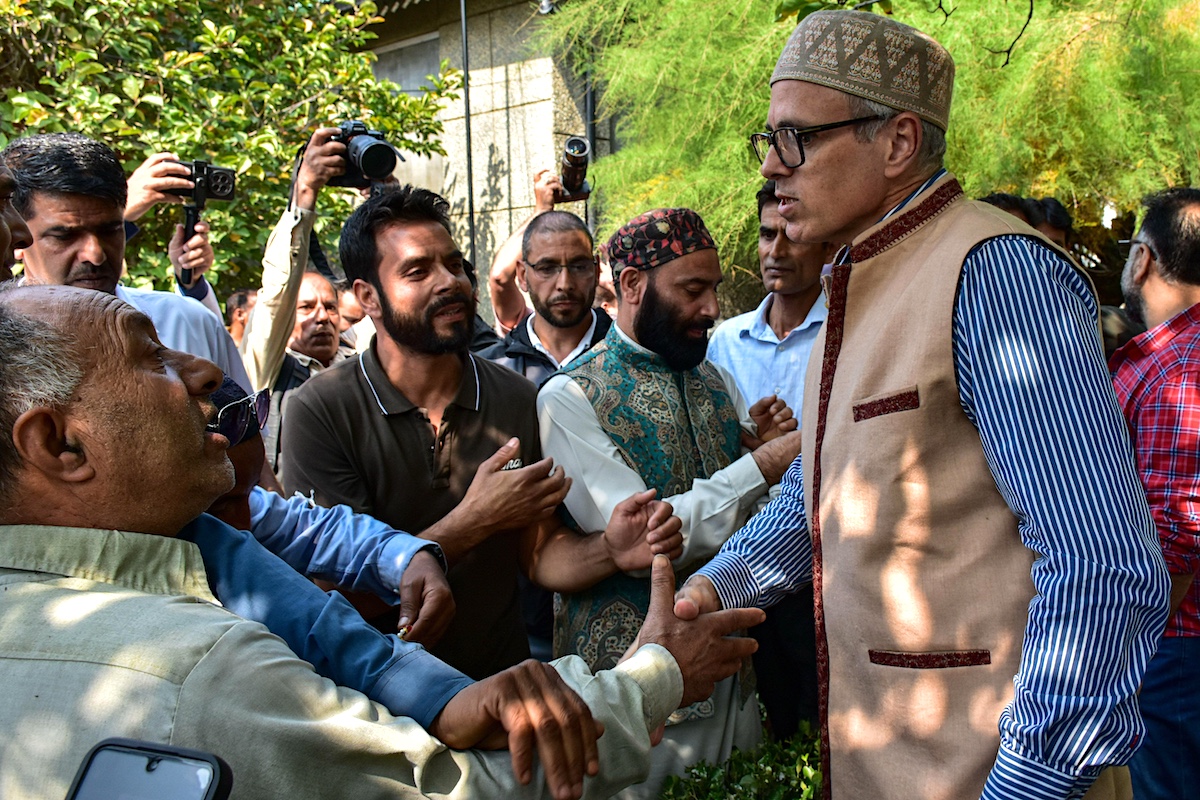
[65,738,232,800]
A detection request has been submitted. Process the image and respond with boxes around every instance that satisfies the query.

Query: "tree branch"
[932,0,954,22]
[985,0,1034,67]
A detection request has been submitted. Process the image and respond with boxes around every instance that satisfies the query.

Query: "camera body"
[165,160,236,204]
[328,120,399,189]
[553,135,592,204]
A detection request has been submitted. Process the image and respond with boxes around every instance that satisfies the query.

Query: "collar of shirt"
[743,292,828,344]
[526,309,598,369]
[1111,302,1200,371]
[359,344,482,416]
[286,347,349,374]
[0,523,216,602]
[833,168,948,266]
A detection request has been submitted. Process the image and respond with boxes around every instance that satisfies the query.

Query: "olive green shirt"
[0,524,683,799]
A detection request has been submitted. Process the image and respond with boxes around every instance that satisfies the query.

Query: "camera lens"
[348,137,398,180]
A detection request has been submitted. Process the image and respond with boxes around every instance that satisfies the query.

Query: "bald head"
[0,284,233,535]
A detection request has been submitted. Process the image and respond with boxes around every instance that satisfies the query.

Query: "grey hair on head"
[847,95,946,175]
[0,284,85,502]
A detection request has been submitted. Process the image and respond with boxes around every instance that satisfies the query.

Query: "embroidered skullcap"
[605,208,716,277]
[772,10,954,131]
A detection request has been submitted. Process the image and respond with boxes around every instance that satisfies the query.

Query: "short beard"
[377,285,475,355]
[633,275,711,372]
[1120,267,1146,328]
[531,287,595,329]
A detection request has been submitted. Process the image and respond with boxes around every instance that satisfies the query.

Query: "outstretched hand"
[603,489,683,572]
[634,555,764,706]
[429,659,604,800]
[745,394,797,447]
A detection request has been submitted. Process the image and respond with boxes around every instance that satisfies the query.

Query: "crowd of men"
[1,8,1197,800]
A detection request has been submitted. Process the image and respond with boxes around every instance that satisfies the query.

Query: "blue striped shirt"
[697,192,1169,798]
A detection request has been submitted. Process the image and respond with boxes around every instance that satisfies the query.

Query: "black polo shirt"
[280,343,541,679]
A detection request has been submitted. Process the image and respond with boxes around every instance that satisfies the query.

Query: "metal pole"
[460,0,476,264]
[584,68,597,232]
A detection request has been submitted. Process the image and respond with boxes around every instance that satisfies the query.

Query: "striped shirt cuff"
[981,744,1100,800]
[700,551,762,610]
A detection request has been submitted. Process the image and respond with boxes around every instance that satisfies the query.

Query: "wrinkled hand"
[632,556,764,706]
[295,127,347,209]
[429,659,604,800]
[397,549,455,647]
[745,394,797,447]
[672,573,721,621]
[168,220,214,288]
[603,489,683,572]
[125,152,192,221]
[749,429,802,485]
[461,437,572,534]
[533,168,561,213]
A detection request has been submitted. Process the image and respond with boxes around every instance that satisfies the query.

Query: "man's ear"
[617,267,645,306]
[516,259,530,293]
[353,278,382,318]
[1129,242,1155,286]
[11,407,95,484]
[882,112,923,179]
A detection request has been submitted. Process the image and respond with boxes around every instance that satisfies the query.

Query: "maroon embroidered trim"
[810,264,851,800]
[868,649,992,669]
[850,179,964,263]
[852,388,920,422]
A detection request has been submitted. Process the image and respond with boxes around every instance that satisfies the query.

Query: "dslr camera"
[328,120,400,189]
[553,135,592,203]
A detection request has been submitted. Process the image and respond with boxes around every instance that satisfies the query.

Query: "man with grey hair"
[0,283,768,800]
[674,9,1168,800]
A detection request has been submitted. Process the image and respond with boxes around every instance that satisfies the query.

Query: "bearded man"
[537,207,803,797]
[279,186,685,681]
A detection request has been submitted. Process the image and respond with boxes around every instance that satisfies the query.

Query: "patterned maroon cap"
[605,208,716,276]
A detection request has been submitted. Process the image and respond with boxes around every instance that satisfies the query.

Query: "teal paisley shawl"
[553,326,743,720]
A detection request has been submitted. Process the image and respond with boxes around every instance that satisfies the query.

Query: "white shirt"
[538,324,770,569]
[116,284,251,391]
[526,309,599,370]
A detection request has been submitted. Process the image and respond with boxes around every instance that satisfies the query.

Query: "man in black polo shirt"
[280,186,684,680]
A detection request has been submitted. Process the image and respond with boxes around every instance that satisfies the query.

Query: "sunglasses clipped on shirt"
[207,389,270,447]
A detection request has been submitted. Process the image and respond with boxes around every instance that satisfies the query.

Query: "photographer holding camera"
[125,152,220,308]
[240,125,391,473]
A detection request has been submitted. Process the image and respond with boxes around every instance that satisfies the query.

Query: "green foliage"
[658,725,823,800]
[538,0,1199,314]
[0,0,460,293]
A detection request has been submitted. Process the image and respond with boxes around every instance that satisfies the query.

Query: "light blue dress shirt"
[707,292,827,410]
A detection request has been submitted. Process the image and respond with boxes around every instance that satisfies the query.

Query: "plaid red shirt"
[1111,303,1200,637]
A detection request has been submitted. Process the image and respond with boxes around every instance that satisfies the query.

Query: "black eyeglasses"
[1119,238,1158,261]
[522,259,596,280]
[749,116,884,169]
[207,389,270,446]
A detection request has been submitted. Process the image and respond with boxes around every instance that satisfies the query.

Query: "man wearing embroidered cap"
[538,207,803,797]
[675,9,1169,800]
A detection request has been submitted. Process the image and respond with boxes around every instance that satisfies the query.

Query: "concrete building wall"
[371,1,613,319]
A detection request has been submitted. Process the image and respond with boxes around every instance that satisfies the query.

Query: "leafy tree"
[0,0,460,294]
[539,0,1199,312]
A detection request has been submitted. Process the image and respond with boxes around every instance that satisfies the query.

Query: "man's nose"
[77,232,108,265]
[760,142,789,180]
[171,349,224,397]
